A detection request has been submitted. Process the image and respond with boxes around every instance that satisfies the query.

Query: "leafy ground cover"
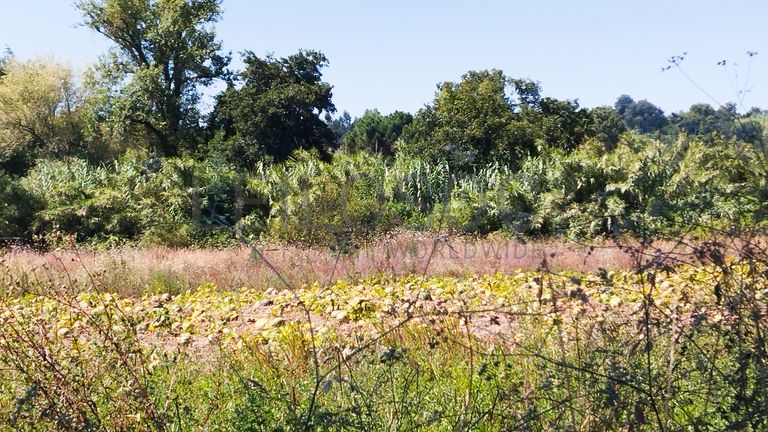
[2,249,768,430]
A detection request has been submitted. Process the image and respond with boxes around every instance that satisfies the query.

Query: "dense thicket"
[5,130,765,248]
[0,1,766,247]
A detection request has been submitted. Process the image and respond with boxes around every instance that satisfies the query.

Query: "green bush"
[250,150,400,248]
[424,134,767,238]
[13,130,768,247]
[0,170,40,239]
[21,157,142,245]
[21,153,261,246]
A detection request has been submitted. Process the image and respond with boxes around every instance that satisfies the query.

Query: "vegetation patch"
[2,256,768,430]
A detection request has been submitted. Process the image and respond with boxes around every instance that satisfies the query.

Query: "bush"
[251,150,401,247]
[14,131,768,247]
[425,134,768,239]
[22,153,262,246]
[0,171,40,239]
[21,157,142,245]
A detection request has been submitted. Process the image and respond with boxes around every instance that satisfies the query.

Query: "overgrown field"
[3,2,768,430]
[2,243,768,430]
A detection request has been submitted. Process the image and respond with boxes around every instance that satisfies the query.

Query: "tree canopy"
[399,70,521,170]
[342,109,413,156]
[77,0,230,156]
[0,58,84,174]
[399,70,593,171]
[670,102,764,147]
[615,95,668,133]
[208,50,336,166]
[588,106,627,150]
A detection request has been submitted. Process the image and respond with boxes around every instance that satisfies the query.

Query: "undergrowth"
[2,235,768,430]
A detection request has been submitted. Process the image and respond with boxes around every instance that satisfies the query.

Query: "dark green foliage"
[342,109,413,156]
[534,97,593,151]
[673,103,727,137]
[671,102,765,148]
[0,171,39,238]
[399,70,594,172]
[615,94,668,133]
[399,69,518,171]
[1,150,35,178]
[208,50,336,167]
[734,117,765,148]
[325,110,353,146]
[588,106,627,150]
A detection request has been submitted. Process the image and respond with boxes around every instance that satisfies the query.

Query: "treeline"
[1,0,767,247]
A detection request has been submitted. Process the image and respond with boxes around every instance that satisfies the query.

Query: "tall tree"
[530,97,591,152]
[208,50,336,166]
[400,70,518,170]
[671,102,764,147]
[614,94,635,117]
[400,70,590,171]
[0,58,84,174]
[588,106,627,151]
[77,0,230,156]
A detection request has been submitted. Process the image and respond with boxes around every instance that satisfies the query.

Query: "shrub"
[0,171,40,239]
[251,150,400,247]
[425,134,768,239]
[21,153,261,247]
[21,157,142,245]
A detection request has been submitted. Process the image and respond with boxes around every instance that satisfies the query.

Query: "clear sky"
[2,0,767,117]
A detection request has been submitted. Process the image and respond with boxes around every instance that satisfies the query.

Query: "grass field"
[2,235,768,430]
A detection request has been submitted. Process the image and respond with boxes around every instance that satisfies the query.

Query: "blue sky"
[2,0,767,117]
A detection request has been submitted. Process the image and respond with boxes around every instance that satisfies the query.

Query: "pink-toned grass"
[1,232,756,296]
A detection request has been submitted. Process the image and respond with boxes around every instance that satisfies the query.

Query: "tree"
[588,106,627,150]
[400,70,591,171]
[672,103,719,137]
[342,109,413,156]
[734,116,765,149]
[614,94,634,117]
[0,58,84,174]
[506,79,592,153]
[77,0,230,156]
[626,100,667,133]
[614,95,667,134]
[670,102,764,147]
[535,97,592,151]
[208,50,336,166]
[325,111,352,146]
[399,70,519,171]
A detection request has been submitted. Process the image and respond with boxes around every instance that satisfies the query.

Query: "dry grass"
[1,232,757,296]
[4,232,768,430]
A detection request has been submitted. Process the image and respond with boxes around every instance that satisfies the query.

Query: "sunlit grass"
[2,257,766,430]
